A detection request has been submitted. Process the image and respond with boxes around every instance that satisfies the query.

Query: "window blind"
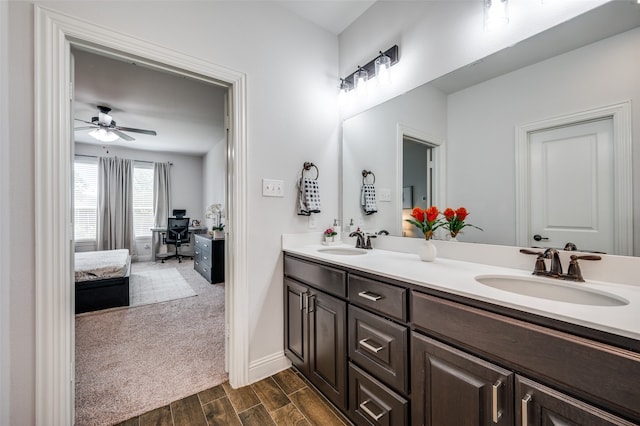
[74,160,98,241]
[133,164,154,238]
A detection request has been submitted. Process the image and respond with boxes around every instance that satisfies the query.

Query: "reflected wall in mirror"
[341,2,640,255]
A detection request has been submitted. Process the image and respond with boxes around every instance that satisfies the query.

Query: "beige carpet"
[75,260,227,426]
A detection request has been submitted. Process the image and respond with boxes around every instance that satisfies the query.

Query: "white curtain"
[97,157,137,258]
[153,162,172,228]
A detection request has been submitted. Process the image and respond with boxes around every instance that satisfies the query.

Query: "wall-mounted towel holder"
[303,162,319,180]
[362,170,376,185]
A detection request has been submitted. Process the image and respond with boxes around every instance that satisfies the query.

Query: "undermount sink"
[474,275,629,307]
[317,247,368,256]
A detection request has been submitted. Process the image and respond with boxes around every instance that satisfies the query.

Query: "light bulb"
[484,0,509,32]
[375,53,392,86]
[89,128,119,142]
[354,67,368,96]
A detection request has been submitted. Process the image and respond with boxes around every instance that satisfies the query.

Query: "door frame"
[396,123,446,236]
[34,6,249,425]
[515,101,633,255]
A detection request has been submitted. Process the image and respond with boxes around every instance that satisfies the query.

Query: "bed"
[75,249,132,314]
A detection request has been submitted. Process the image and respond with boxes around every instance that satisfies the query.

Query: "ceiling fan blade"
[74,126,97,131]
[116,126,157,136]
[74,118,96,125]
[110,129,135,142]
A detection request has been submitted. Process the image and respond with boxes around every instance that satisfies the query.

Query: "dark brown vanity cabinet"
[284,257,348,412]
[284,254,640,426]
[411,332,514,426]
[515,376,636,426]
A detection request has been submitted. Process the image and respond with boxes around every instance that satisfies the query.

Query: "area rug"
[129,267,196,307]
[75,260,227,426]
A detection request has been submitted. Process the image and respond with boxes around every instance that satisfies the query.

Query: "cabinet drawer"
[194,259,212,282]
[349,305,408,394]
[284,255,347,298]
[349,275,407,322]
[349,363,408,426]
[194,235,213,258]
[411,291,640,422]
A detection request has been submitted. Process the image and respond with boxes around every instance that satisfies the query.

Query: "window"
[133,163,154,238]
[74,159,98,241]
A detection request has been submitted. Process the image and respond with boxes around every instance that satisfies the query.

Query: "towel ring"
[303,162,319,180]
[362,170,376,185]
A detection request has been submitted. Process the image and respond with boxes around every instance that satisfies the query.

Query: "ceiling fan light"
[89,128,119,142]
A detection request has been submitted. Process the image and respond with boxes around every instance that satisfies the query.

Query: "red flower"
[426,206,439,222]
[411,207,425,223]
[455,207,468,221]
[443,208,455,221]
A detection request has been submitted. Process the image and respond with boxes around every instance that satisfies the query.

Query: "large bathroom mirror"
[342,1,640,256]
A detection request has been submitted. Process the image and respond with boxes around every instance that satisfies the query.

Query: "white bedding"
[75,249,130,282]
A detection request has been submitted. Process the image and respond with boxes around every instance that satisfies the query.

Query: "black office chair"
[161,217,190,263]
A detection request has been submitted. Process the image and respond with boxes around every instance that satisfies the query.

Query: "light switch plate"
[262,178,284,197]
[379,188,392,202]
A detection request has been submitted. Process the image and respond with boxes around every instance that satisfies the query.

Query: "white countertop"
[283,241,640,342]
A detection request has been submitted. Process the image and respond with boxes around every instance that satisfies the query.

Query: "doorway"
[34,7,249,424]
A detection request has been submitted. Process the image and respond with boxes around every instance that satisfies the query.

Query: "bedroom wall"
[202,137,227,231]
[74,143,205,260]
[4,1,338,421]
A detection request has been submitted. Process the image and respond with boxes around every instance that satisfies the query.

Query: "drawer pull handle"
[492,380,502,423]
[359,338,384,353]
[203,256,209,260]
[521,394,532,426]
[358,291,383,301]
[359,399,384,421]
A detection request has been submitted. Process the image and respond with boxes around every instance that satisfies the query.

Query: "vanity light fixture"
[375,51,392,86]
[88,128,119,142]
[339,45,399,94]
[354,66,369,96]
[484,0,509,31]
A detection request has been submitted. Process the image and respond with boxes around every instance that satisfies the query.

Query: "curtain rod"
[75,154,173,166]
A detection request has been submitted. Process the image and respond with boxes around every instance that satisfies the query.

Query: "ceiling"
[276,0,375,35]
[73,49,228,156]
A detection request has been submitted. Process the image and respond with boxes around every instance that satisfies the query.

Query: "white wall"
[343,83,447,235]
[0,1,10,424]
[447,27,640,251]
[5,0,338,421]
[203,137,227,230]
[338,0,608,119]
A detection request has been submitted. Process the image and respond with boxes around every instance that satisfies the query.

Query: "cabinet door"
[411,332,514,426]
[284,278,309,375]
[308,289,348,412]
[516,375,637,426]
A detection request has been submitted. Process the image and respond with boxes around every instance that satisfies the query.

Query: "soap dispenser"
[332,219,341,242]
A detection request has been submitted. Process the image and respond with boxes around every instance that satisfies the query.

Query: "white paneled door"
[528,118,614,254]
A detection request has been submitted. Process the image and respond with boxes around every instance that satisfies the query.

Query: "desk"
[150,225,208,262]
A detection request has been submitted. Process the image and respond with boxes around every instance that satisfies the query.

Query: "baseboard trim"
[248,351,291,384]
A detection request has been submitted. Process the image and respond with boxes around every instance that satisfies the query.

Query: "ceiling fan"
[74,105,157,142]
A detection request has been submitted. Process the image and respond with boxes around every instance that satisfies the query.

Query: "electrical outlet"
[309,215,318,229]
[262,178,284,197]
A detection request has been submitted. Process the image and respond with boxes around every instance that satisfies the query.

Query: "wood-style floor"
[115,368,351,426]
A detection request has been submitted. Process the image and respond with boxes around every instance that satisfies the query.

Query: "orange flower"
[411,207,425,223]
[426,206,439,222]
[455,207,468,221]
[443,208,455,221]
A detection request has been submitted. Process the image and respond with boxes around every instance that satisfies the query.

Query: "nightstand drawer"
[194,235,212,258]
[349,274,407,322]
[194,259,212,282]
[349,305,408,394]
